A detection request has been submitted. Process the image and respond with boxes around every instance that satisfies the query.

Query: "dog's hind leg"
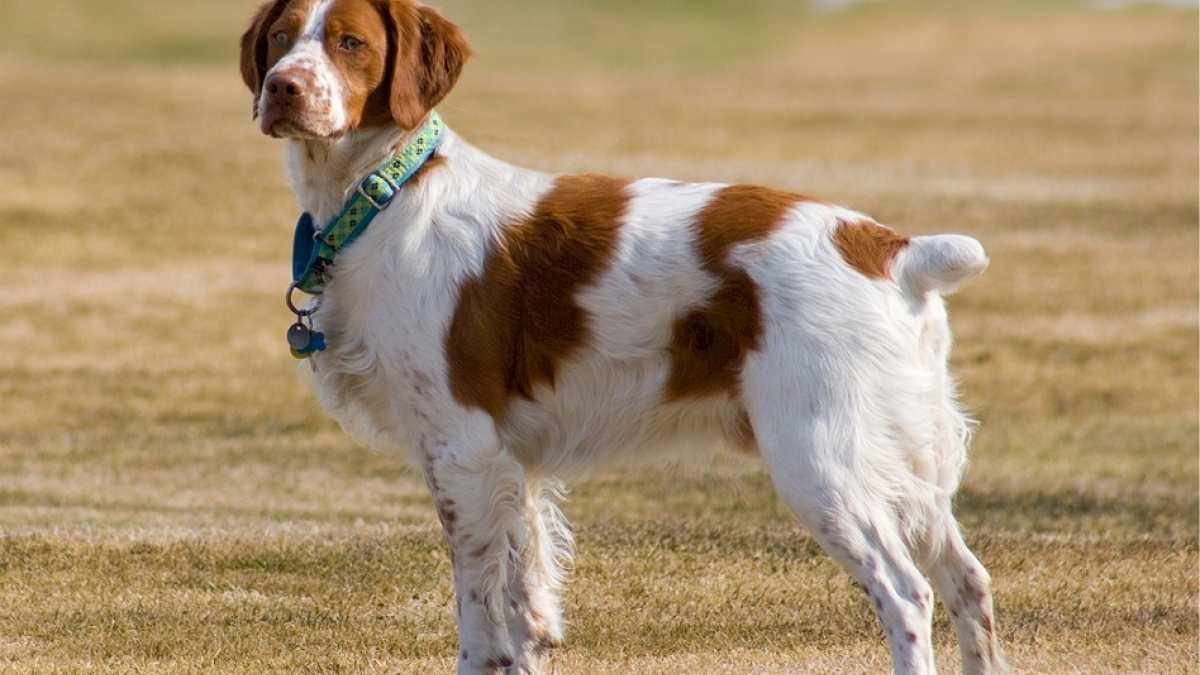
[745,365,939,675]
[761,432,938,673]
[922,521,1008,675]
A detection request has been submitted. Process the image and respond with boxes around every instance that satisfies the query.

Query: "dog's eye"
[273,31,289,46]
[340,36,364,51]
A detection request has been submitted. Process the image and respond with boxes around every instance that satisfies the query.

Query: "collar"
[291,111,445,295]
[285,111,444,358]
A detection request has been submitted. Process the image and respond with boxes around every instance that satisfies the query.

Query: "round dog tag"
[287,322,312,350]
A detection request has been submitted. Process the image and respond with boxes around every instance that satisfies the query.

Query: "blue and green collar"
[285,111,445,358]
[291,111,445,295]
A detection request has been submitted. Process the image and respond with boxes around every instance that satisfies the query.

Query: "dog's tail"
[892,234,989,299]
[882,233,987,559]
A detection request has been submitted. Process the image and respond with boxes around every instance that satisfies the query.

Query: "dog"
[239,1,1008,673]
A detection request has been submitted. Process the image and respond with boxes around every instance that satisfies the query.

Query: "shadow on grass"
[955,484,1198,540]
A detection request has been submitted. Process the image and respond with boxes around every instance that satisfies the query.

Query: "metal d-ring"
[285,282,311,318]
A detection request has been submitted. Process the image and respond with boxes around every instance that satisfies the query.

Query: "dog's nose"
[265,73,305,106]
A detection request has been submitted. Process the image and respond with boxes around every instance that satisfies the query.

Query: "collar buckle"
[356,179,390,212]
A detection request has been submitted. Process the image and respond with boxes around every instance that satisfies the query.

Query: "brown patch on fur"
[832,218,910,280]
[319,0,393,130]
[439,507,458,532]
[729,407,759,453]
[665,184,808,400]
[405,151,445,186]
[446,175,630,419]
[484,655,515,669]
[376,1,471,129]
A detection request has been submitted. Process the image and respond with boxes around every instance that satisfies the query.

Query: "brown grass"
[0,0,1196,673]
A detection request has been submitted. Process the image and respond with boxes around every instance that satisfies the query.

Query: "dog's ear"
[240,0,292,110]
[386,2,471,129]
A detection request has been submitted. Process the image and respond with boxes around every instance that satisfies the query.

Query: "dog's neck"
[285,125,411,226]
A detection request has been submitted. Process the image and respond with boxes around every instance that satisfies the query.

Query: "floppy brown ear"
[240,0,291,106]
[387,3,471,129]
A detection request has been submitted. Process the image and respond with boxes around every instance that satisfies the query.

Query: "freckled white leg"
[422,428,572,675]
[786,489,938,675]
[747,382,938,675]
[504,480,572,673]
[423,430,526,674]
[925,524,1009,675]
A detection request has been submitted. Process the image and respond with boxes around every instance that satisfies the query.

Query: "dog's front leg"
[504,480,572,671]
[420,423,547,675]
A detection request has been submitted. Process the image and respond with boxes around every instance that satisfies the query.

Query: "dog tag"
[287,322,312,350]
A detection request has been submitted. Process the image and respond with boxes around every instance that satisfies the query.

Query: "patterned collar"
[285,111,445,358]
[291,111,445,295]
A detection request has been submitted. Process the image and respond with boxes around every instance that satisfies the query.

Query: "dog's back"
[441,175,988,490]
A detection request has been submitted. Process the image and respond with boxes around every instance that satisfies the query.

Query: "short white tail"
[894,234,989,298]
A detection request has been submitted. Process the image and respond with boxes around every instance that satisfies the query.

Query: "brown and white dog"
[240,2,1007,674]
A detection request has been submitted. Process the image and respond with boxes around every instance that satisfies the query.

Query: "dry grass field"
[0,0,1196,673]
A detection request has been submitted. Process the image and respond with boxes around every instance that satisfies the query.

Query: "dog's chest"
[302,211,480,451]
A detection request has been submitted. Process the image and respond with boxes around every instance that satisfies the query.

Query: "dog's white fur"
[241,1,1008,673]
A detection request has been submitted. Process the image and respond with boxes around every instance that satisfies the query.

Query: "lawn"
[0,0,1196,673]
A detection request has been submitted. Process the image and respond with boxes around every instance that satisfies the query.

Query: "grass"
[1,0,1197,673]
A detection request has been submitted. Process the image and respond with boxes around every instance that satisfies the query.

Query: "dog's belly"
[497,351,756,477]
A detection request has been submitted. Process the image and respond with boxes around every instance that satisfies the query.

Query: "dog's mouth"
[260,108,346,141]
[267,120,321,140]
[265,120,347,141]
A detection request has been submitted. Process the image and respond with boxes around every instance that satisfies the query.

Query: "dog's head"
[239,0,469,139]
